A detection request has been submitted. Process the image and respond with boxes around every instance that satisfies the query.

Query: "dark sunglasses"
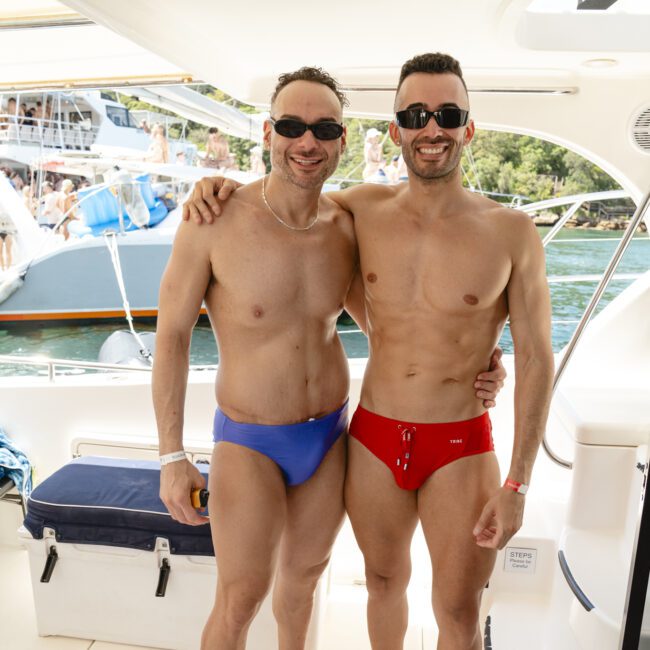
[270,118,344,141]
[395,106,469,130]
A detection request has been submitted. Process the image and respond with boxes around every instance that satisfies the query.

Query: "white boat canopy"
[1,0,650,198]
[0,1,193,91]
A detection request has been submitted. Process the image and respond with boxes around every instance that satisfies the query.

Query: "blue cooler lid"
[24,456,213,555]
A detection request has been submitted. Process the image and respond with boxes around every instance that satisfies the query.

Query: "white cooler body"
[20,457,325,649]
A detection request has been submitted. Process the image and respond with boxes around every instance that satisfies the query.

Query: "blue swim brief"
[212,401,348,486]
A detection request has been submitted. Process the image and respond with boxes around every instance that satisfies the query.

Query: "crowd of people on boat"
[0,167,92,271]
[0,96,54,129]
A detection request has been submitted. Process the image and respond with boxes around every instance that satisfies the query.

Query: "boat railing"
[0,353,216,382]
[516,189,633,247]
[529,188,650,469]
[0,113,99,150]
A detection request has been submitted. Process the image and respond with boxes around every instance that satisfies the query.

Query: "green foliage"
[463,131,620,203]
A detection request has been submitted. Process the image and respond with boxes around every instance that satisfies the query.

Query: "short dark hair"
[396,53,467,96]
[208,127,219,134]
[270,66,349,109]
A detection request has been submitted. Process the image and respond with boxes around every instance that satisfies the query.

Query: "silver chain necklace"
[261,175,319,232]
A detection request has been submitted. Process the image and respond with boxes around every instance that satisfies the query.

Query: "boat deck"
[0,361,581,649]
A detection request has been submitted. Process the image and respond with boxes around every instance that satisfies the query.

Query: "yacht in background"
[0,90,198,174]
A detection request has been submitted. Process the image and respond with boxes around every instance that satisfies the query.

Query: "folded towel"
[0,429,33,500]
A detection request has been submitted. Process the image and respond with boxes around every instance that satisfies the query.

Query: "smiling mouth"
[416,142,450,155]
[290,156,323,167]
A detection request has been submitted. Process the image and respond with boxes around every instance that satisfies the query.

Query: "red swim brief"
[349,405,494,491]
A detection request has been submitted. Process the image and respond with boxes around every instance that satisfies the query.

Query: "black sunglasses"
[395,107,469,130]
[270,118,344,141]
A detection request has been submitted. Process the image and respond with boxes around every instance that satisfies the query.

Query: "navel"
[463,294,479,306]
[367,272,377,283]
[253,305,264,318]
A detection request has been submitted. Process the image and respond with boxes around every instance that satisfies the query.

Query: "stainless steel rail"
[0,354,216,382]
[543,189,650,469]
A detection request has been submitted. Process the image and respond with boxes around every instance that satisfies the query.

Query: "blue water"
[0,229,648,376]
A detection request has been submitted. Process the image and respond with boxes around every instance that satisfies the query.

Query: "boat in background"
[0,161,259,323]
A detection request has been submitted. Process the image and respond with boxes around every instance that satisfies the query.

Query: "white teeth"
[293,158,320,165]
[420,146,445,154]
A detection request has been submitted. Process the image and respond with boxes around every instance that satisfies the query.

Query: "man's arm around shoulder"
[327,181,395,215]
[152,220,214,525]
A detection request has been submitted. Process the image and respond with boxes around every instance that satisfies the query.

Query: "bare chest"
[210,226,355,323]
[357,218,511,315]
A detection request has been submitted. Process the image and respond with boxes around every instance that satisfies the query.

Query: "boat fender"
[98,330,156,367]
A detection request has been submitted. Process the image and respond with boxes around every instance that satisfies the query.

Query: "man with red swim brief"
[338,53,554,650]
[183,53,553,650]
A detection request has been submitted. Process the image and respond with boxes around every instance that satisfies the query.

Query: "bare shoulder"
[475,196,536,235]
[475,199,543,266]
[193,179,264,234]
[219,180,262,219]
[175,183,260,246]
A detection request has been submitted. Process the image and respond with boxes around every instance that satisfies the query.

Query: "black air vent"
[632,108,650,153]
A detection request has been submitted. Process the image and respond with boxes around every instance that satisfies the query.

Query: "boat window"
[106,105,136,128]
[69,111,92,126]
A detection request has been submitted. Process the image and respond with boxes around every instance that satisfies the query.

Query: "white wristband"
[159,450,188,466]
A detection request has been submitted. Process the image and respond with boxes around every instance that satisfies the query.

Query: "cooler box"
[20,456,325,649]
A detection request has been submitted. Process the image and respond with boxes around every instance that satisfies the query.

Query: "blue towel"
[0,429,33,500]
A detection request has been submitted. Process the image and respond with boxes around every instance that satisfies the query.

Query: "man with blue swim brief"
[153,65,504,650]
[153,67,360,650]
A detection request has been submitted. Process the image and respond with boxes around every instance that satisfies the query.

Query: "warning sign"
[504,546,537,573]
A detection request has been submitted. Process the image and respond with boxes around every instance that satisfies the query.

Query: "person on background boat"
[22,185,36,217]
[154,65,506,650]
[0,208,17,271]
[249,144,267,176]
[384,154,401,183]
[39,181,64,230]
[59,179,78,240]
[362,127,384,180]
[32,101,44,122]
[21,102,33,126]
[184,52,552,650]
[203,126,233,169]
[9,171,24,192]
[139,118,151,134]
[146,123,170,164]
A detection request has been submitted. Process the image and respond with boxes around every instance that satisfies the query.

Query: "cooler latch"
[40,527,58,583]
[154,537,171,597]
